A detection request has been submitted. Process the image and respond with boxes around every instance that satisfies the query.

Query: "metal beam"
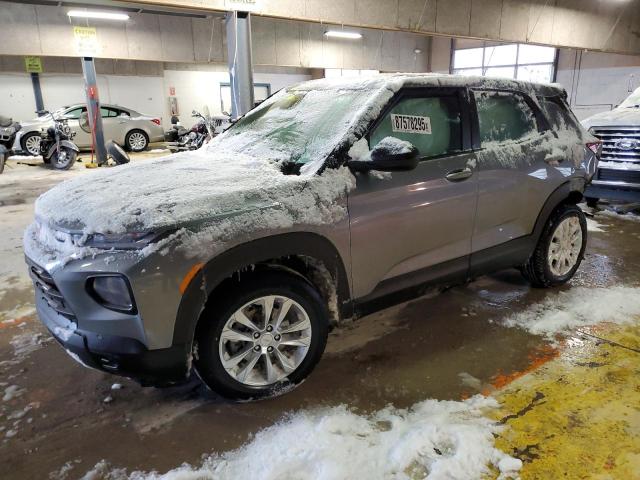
[30,73,44,113]
[81,57,107,165]
[226,11,255,119]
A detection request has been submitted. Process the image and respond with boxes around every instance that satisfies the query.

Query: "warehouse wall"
[127,0,640,56]
[556,50,640,120]
[0,2,430,72]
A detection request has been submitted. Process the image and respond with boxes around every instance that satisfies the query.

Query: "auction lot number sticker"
[390,114,432,134]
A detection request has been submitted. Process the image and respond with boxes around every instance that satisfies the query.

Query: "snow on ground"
[586,218,606,232]
[501,286,640,339]
[597,209,640,223]
[81,395,521,480]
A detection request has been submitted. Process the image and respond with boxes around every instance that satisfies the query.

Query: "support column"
[81,57,107,165]
[225,11,255,119]
[30,73,44,114]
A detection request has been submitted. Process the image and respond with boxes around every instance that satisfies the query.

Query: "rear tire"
[521,203,587,288]
[50,148,77,170]
[194,271,329,400]
[125,130,148,152]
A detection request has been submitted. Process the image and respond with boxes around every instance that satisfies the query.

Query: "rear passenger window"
[539,96,580,132]
[370,95,463,159]
[475,91,538,145]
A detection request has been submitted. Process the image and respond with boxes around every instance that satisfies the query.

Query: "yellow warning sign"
[24,56,43,73]
[73,26,99,56]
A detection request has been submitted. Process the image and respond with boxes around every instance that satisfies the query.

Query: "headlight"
[87,275,136,313]
[82,231,157,249]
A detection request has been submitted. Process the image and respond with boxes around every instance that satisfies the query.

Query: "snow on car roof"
[290,73,565,96]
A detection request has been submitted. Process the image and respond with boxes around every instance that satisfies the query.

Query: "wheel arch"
[172,232,351,348]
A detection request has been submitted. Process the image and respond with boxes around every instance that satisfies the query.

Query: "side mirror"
[348,137,419,172]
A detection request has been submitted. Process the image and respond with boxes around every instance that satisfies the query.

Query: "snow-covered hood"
[34,147,349,235]
[582,108,640,129]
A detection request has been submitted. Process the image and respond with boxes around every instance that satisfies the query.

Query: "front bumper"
[35,293,190,386]
[28,256,190,386]
[585,180,640,203]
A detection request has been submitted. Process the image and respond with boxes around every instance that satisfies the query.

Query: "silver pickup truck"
[582,87,640,205]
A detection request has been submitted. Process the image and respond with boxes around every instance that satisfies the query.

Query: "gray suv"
[24,75,599,399]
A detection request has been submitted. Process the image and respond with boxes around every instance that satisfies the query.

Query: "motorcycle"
[0,115,21,174]
[165,110,229,152]
[37,111,80,170]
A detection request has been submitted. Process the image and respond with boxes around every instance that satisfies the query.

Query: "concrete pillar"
[225,11,255,119]
[81,57,107,165]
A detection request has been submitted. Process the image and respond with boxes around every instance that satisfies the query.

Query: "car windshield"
[211,86,374,173]
[618,87,640,108]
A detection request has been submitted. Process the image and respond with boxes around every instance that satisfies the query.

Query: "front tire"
[521,203,587,287]
[125,130,148,152]
[194,271,329,400]
[50,148,77,170]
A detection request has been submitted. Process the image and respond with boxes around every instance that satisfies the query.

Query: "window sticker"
[390,114,432,135]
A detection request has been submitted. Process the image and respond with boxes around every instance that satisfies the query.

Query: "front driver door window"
[347,90,479,299]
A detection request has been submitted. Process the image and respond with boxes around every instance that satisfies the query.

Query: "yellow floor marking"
[488,323,640,479]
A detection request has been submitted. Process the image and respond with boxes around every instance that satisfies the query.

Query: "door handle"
[445,168,473,182]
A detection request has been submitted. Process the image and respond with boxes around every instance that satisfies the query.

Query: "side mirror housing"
[348,137,419,172]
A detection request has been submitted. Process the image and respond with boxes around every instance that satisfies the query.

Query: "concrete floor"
[0,155,639,478]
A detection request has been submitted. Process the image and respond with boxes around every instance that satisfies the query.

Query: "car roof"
[292,73,565,98]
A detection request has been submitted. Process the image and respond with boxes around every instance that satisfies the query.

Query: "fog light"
[88,275,135,313]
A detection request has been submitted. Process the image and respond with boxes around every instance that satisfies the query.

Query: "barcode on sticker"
[390,114,431,134]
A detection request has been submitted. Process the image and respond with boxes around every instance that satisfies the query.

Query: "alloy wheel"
[218,295,312,386]
[128,132,147,150]
[25,135,41,156]
[548,216,582,276]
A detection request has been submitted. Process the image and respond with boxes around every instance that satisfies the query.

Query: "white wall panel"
[0,74,37,122]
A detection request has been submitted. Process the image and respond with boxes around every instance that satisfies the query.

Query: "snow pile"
[502,286,640,339]
[82,395,521,480]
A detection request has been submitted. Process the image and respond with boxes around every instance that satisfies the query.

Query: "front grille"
[591,127,640,164]
[28,261,76,320]
[597,168,640,183]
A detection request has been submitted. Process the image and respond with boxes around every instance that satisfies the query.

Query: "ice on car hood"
[33,147,353,235]
[582,107,640,129]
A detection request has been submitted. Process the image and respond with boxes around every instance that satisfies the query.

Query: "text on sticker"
[390,114,432,135]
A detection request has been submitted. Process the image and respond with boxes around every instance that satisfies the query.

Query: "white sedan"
[15,104,165,155]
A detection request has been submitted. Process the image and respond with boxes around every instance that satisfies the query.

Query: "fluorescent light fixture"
[324,30,362,40]
[67,10,130,21]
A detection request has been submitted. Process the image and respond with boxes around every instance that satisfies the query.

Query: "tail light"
[586,141,602,156]
[151,118,161,126]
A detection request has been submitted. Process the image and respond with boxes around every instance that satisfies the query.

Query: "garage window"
[453,41,556,83]
[475,91,538,145]
[370,95,463,159]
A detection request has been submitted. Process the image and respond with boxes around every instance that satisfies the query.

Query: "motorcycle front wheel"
[50,148,77,170]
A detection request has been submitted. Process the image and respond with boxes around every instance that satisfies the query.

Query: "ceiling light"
[67,10,130,21]
[324,31,362,39]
